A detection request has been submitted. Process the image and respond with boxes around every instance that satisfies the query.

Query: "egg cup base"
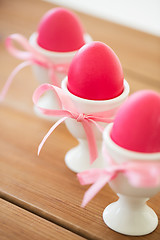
[64,141,106,173]
[103,194,158,236]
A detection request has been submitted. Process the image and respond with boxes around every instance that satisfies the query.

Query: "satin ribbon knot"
[76,113,86,122]
[77,148,160,207]
[33,83,113,164]
[0,33,69,101]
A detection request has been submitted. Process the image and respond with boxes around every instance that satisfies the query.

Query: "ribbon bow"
[33,83,113,163]
[78,146,160,207]
[0,33,69,101]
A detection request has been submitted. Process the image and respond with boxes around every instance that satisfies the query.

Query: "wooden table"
[0,0,160,239]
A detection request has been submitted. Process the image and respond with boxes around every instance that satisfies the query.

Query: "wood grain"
[0,198,85,240]
[0,105,160,240]
[0,0,160,240]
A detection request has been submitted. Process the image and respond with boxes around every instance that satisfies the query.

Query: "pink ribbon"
[33,83,114,163]
[78,149,160,207]
[0,33,69,101]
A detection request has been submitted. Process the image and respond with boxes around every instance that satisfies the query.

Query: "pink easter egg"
[67,41,124,100]
[37,8,85,52]
[111,90,160,153]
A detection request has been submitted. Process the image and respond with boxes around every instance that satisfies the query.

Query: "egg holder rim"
[29,32,92,57]
[103,123,160,160]
[62,77,130,108]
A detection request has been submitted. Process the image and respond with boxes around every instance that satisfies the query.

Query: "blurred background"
[45,0,160,36]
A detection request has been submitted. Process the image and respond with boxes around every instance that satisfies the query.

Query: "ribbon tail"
[102,141,115,165]
[49,68,59,87]
[0,61,31,101]
[77,169,106,185]
[38,116,68,155]
[55,63,69,75]
[82,120,98,164]
[88,119,105,133]
[81,174,113,207]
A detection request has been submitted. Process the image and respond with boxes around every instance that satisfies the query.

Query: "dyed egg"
[67,41,124,100]
[37,8,85,52]
[111,90,160,153]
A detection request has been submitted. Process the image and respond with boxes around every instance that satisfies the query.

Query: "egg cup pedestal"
[61,78,129,173]
[102,124,160,236]
[65,139,104,173]
[29,32,92,121]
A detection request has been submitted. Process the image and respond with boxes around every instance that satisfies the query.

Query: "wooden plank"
[0,198,85,240]
[0,105,160,240]
[125,70,160,94]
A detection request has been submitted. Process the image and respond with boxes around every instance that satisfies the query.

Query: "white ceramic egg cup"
[29,32,92,121]
[61,78,130,173]
[102,123,160,236]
